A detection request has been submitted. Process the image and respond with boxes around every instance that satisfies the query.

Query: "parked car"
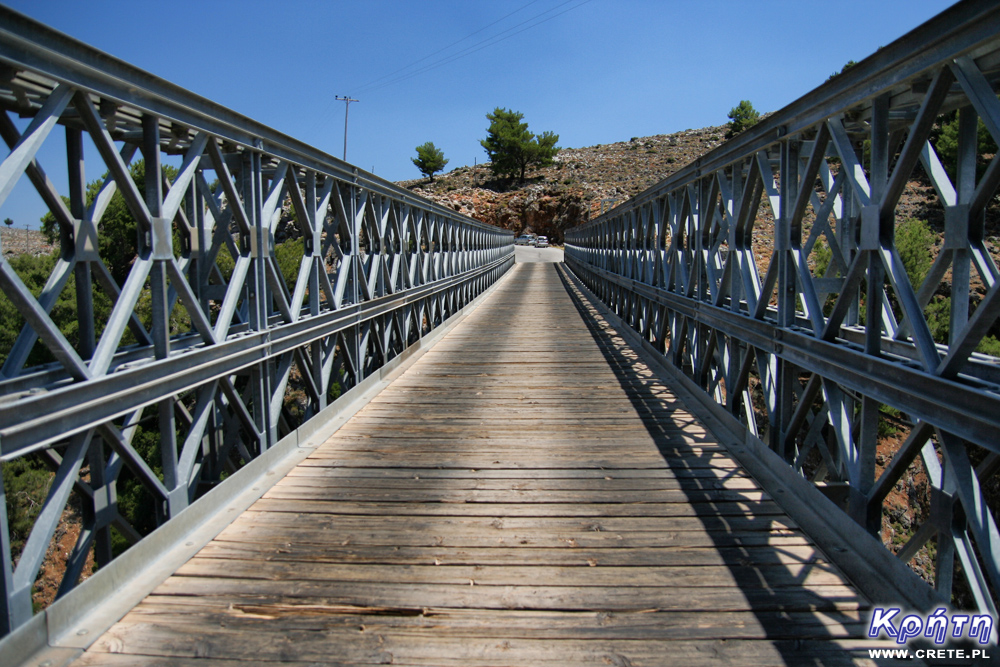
[515,235,533,246]
[535,236,549,248]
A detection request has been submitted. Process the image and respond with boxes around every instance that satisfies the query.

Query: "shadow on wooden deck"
[555,263,892,666]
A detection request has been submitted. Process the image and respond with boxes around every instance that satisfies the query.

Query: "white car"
[535,236,549,248]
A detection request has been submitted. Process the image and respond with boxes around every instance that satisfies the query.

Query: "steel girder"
[0,7,513,636]
[567,0,1000,619]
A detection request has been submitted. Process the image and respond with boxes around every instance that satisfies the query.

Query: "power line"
[354,0,593,95]
[349,0,543,93]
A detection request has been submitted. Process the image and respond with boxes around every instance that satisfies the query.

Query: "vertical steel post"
[67,127,94,359]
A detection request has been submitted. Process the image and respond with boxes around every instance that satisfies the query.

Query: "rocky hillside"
[0,227,54,258]
[397,125,731,243]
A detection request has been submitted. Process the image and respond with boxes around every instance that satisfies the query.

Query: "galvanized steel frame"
[567,0,1000,618]
[0,7,513,636]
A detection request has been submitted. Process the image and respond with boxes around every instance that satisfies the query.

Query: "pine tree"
[480,108,559,184]
[726,100,760,138]
[411,142,449,182]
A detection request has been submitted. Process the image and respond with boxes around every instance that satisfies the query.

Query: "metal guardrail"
[0,6,513,636]
[567,0,1000,620]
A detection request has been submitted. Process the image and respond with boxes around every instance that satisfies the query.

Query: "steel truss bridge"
[1,1,1000,664]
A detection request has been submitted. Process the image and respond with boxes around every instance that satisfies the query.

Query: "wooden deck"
[75,261,890,666]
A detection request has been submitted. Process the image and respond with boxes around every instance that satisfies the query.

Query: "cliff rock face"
[408,184,591,243]
[397,125,731,243]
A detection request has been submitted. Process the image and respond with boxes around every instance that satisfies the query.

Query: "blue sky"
[2,0,957,229]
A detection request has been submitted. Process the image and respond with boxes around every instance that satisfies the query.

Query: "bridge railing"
[567,0,1000,619]
[0,7,513,637]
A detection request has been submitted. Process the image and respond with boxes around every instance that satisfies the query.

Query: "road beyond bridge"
[66,257,892,666]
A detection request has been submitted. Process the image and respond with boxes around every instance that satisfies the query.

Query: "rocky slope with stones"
[397,124,730,243]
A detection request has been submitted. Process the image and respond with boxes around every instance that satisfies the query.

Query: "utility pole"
[335,96,359,161]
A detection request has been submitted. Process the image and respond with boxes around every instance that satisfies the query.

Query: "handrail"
[0,6,513,637]
[567,0,1000,621]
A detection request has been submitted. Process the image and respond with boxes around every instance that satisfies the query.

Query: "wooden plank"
[174,558,849,589]
[98,602,871,640]
[247,498,784,518]
[212,530,810,550]
[293,454,741,470]
[193,543,828,568]
[258,487,772,504]
[273,474,762,492]
[283,465,752,478]
[226,511,799,534]
[150,577,866,613]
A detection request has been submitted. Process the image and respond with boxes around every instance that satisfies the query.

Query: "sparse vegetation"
[829,59,858,81]
[2,456,52,565]
[931,110,998,181]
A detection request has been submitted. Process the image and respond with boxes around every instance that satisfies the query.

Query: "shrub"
[2,456,53,564]
[829,60,858,81]
[932,113,997,181]
[812,237,833,277]
[924,295,951,344]
[274,238,304,292]
[726,100,760,138]
[896,218,935,288]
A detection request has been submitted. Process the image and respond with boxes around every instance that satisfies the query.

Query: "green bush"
[924,295,1000,357]
[274,238,304,292]
[214,246,236,282]
[896,218,935,288]
[879,405,902,439]
[932,112,997,182]
[0,252,114,369]
[812,237,833,277]
[110,425,163,557]
[976,335,1000,357]
[2,457,53,564]
[726,100,760,138]
[924,295,951,344]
